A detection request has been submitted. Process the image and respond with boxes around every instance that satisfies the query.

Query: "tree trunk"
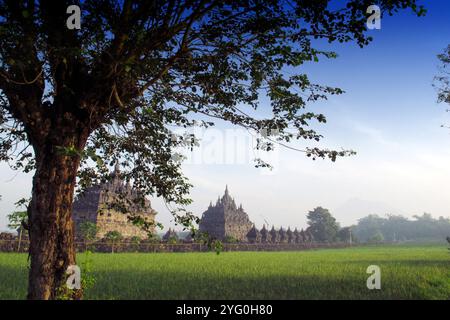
[27,131,87,300]
[17,227,23,252]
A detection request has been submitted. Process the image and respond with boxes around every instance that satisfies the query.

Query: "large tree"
[0,0,424,299]
[306,207,340,242]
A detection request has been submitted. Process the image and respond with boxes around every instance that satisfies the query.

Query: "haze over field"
[1,1,450,232]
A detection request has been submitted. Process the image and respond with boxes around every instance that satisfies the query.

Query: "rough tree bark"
[27,126,89,300]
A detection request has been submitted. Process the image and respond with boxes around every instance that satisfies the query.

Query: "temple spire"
[110,162,122,187]
[221,185,232,204]
[110,161,121,179]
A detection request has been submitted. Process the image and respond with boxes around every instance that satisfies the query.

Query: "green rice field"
[0,245,449,300]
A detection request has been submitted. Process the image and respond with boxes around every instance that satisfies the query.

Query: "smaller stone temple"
[162,228,178,242]
[72,164,157,239]
[199,186,253,241]
[246,225,261,243]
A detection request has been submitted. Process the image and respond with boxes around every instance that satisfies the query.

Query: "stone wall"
[0,239,352,253]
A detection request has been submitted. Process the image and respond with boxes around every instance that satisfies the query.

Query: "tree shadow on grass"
[86,268,442,300]
[1,257,448,300]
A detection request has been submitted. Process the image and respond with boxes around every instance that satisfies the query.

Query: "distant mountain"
[333,198,400,226]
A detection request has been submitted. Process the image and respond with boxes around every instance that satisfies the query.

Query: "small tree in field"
[336,227,355,244]
[224,235,239,244]
[368,231,385,244]
[147,234,161,244]
[306,207,340,242]
[7,211,28,252]
[78,221,97,252]
[105,231,123,253]
[130,236,141,252]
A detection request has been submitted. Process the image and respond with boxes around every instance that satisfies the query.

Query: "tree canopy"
[79,221,97,240]
[0,0,425,207]
[105,230,123,253]
[6,210,28,230]
[435,45,450,106]
[306,206,340,242]
[353,213,450,243]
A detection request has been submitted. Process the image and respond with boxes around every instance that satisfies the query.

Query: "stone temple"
[199,186,253,241]
[72,164,157,239]
[199,186,315,243]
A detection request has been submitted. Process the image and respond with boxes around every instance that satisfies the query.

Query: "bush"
[368,231,384,244]
[104,231,123,253]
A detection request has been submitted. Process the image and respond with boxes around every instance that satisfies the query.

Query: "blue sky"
[1,1,450,231]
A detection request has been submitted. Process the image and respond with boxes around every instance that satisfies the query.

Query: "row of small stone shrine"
[246,225,314,243]
[161,225,315,244]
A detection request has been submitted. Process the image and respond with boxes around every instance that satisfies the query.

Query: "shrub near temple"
[104,231,123,254]
[79,222,97,252]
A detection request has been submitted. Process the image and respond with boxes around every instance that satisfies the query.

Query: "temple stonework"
[199,186,253,241]
[199,186,315,243]
[72,164,157,239]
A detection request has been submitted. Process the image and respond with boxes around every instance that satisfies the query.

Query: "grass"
[0,245,449,300]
